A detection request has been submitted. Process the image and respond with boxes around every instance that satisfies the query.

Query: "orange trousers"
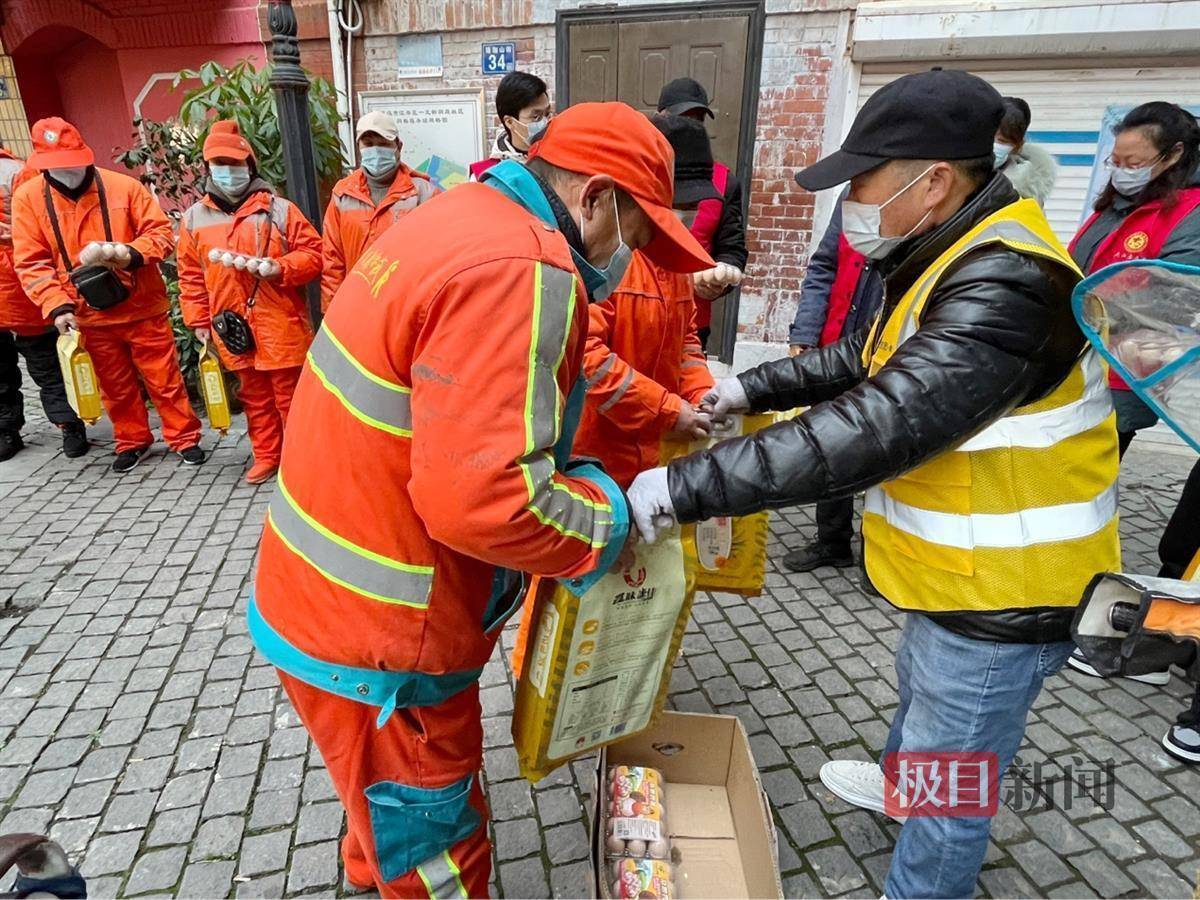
[236,366,302,466]
[278,673,491,899]
[83,317,201,453]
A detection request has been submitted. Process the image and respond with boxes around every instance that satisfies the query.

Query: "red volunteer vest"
[689,163,730,330]
[1071,187,1200,389]
[818,234,867,347]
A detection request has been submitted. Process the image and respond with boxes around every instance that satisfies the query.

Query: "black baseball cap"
[795,68,1004,191]
[652,113,721,205]
[657,77,714,119]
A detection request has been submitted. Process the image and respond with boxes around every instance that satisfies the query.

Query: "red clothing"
[320,165,438,312]
[573,251,713,487]
[177,189,321,372]
[1071,187,1200,388]
[84,317,202,452]
[468,157,500,181]
[687,162,729,330]
[12,167,176,327]
[0,151,45,335]
[819,235,867,347]
[238,365,302,467]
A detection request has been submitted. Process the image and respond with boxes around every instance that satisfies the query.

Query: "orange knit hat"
[202,119,255,163]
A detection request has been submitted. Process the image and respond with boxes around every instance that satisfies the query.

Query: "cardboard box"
[592,711,783,899]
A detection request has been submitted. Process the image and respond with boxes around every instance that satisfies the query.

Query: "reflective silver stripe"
[335,193,374,213]
[268,474,433,606]
[268,197,291,254]
[681,359,707,369]
[585,353,617,389]
[183,203,234,232]
[518,263,612,546]
[25,274,53,290]
[864,482,1118,550]
[895,218,1063,346]
[307,326,412,435]
[597,369,633,414]
[958,351,1112,452]
[416,851,467,899]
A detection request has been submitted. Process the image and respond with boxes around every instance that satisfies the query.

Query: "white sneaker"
[1066,649,1171,685]
[1162,724,1200,764]
[819,760,906,822]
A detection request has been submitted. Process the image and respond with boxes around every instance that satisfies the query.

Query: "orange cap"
[27,117,94,170]
[203,119,255,163]
[527,102,714,273]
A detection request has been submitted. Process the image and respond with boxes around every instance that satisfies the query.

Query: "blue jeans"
[881,613,1073,899]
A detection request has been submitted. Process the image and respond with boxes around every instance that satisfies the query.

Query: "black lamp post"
[268,0,323,323]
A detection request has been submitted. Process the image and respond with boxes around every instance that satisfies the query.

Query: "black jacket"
[711,170,749,272]
[668,174,1087,643]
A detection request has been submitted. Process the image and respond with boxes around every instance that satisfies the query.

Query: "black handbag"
[45,174,129,311]
[212,308,256,355]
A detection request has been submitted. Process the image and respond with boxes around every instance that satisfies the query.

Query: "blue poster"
[482,42,516,76]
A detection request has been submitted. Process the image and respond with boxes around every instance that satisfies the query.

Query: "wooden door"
[614,17,749,167]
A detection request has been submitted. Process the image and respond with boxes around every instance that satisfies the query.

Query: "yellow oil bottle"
[56,331,103,425]
[198,340,231,434]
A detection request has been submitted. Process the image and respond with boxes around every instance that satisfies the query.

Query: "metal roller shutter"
[857,63,1200,243]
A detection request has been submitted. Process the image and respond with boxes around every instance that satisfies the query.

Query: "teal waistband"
[247,592,482,728]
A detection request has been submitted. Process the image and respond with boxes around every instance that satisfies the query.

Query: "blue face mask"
[211,164,251,196]
[361,145,398,178]
[571,192,632,301]
[993,142,1013,170]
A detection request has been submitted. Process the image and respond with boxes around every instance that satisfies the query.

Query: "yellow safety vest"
[861,199,1121,614]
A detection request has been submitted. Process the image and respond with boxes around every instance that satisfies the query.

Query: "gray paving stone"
[125,845,187,895]
[248,788,300,831]
[178,860,236,899]
[81,830,143,877]
[100,792,158,832]
[499,856,550,899]
[807,844,867,894]
[1070,848,1137,897]
[778,800,835,849]
[192,815,245,861]
[1007,839,1074,887]
[490,779,535,821]
[550,860,593,898]
[978,866,1039,899]
[545,821,590,865]
[295,800,344,845]
[1127,857,1195,898]
[146,805,201,848]
[237,830,290,877]
[288,841,340,893]
[235,872,286,898]
[495,817,542,860]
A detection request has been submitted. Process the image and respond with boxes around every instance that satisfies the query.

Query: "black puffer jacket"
[668,174,1088,644]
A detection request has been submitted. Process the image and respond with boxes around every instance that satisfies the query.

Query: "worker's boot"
[783,540,853,573]
[62,423,88,458]
[245,459,279,485]
[0,430,23,462]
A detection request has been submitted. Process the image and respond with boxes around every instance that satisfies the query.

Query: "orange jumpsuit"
[12,167,201,452]
[0,152,46,336]
[177,188,322,465]
[574,251,714,488]
[252,179,627,897]
[320,164,439,312]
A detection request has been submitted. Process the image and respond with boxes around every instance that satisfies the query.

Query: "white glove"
[627,467,677,544]
[699,377,749,427]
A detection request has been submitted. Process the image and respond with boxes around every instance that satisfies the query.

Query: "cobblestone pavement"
[1,399,1199,899]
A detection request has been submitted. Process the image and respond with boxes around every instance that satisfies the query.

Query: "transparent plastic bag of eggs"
[604,765,671,860]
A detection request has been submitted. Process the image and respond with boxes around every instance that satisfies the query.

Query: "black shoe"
[62,423,88,458]
[1162,722,1200,765]
[783,541,854,573]
[179,444,206,465]
[112,445,152,473]
[0,430,22,462]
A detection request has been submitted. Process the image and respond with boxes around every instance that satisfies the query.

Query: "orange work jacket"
[12,167,175,328]
[177,187,322,371]
[573,251,714,488]
[255,181,627,675]
[0,151,45,335]
[320,164,439,312]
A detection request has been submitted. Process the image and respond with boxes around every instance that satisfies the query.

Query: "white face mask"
[51,167,88,189]
[841,164,937,260]
[360,145,398,178]
[574,191,633,301]
[1110,158,1161,197]
[993,142,1013,170]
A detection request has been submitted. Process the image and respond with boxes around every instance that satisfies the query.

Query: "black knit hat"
[652,113,721,206]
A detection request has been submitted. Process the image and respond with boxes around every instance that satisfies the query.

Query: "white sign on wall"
[394,34,443,79]
[357,89,486,190]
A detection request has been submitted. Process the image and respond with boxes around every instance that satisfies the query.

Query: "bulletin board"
[357,88,486,191]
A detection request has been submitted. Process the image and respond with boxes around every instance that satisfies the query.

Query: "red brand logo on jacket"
[623,567,647,588]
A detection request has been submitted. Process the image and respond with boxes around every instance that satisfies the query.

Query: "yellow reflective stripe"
[269,473,432,607]
[417,851,468,899]
[307,326,413,437]
[517,263,612,546]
